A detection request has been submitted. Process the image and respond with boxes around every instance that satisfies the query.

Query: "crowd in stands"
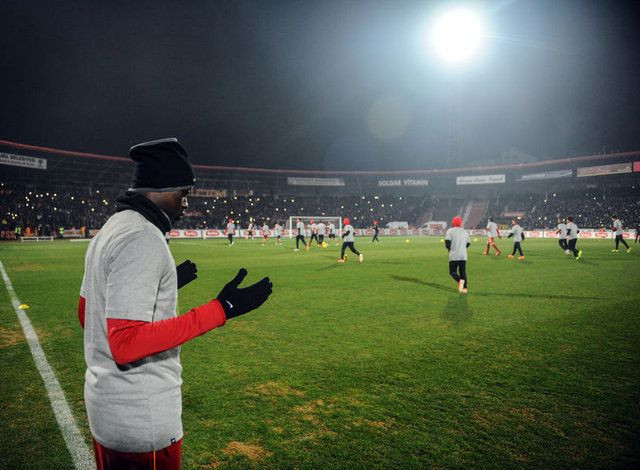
[482,187,640,230]
[0,181,423,239]
[3,180,639,240]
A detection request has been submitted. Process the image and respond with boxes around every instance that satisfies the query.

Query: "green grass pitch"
[1,236,639,468]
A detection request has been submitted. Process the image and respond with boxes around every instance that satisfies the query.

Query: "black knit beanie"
[128,138,196,192]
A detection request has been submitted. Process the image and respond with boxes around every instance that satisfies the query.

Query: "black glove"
[217,268,273,319]
[176,260,197,289]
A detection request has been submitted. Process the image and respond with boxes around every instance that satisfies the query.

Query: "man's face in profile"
[153,189,189,223]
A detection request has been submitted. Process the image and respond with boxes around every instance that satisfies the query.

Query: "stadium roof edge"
[2,139,639,176]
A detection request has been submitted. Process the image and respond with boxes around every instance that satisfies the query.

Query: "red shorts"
[93,438,182,470]
[487,237,495,243]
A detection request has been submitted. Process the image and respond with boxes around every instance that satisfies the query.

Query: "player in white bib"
[225,218,235,246]
[483,217,501,255]
[565,216,582,259]
[294,218,307,251]
[261,222,270,246]
[246,222,255,240]
[316,221,326,247]
[445,216,470,294]
[556,218,570,255]
[611,215,631,253]
[274,223,282,245]
[507,219,525,260]
[308,219,319,247]
[328,221,338,245]
[338,217,363,263]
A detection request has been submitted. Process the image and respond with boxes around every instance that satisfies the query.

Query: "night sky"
[1,0,639,170]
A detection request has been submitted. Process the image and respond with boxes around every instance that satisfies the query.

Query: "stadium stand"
[2,140,640,238]
[0,181,424,236]
[461,199,489,229]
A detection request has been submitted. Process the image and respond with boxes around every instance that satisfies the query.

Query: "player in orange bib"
[483,217,501,255]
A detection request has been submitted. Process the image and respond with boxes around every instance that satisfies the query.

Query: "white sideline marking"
[0,260,95,470]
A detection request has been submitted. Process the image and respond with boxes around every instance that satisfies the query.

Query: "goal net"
[288,216,342,238]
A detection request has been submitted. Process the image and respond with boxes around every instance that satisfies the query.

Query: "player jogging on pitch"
[274,222,282,245]
[294,218,307,251]
[611,215,631,253]
[371,220,380,243]
[445,216,470,294]
[328,221,337,245]
[316,220,326,246]
[79,138,273,468]
[483,217,501,255]
[338,217,363,263]
[226,218,235,246]
[565,216,582,259]
[556,218,569,255]
[507,219,525,260]
[246,221,255,240]
[308,219,319,247]
[261,222,270,245]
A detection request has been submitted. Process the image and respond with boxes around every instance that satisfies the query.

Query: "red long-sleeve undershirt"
[78,296,226,365]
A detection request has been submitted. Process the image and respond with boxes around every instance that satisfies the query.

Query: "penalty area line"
[0,260,95,470]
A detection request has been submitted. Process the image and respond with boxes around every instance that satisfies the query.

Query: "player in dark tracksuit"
[371,220,380,243]
[294,219,307,251]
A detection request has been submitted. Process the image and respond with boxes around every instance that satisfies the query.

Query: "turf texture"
[0,236,639,468]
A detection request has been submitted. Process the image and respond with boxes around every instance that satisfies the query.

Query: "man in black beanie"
[115,138,197,236]
[78,138,273,469]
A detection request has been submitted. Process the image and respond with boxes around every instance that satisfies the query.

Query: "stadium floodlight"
[427,8,486,64]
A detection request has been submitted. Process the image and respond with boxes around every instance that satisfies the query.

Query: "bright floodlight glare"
[430,9,485,63]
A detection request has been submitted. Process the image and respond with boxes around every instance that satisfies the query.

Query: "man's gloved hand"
[176,260,198,289]
[217,268,273,319]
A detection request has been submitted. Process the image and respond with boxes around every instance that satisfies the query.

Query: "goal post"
[288,216,342,238]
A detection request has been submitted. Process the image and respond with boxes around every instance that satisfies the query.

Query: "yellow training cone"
[18,304,30,310]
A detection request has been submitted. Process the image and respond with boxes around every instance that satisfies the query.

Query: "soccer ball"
[474,238,478,242]
[439,238,444,243]
[405,239,411,243]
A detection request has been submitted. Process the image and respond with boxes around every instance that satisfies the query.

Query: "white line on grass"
[0,260,95,470]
